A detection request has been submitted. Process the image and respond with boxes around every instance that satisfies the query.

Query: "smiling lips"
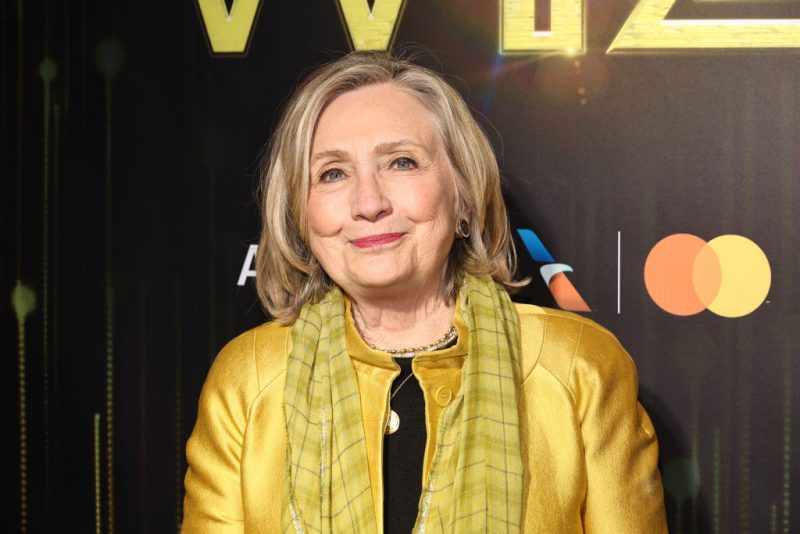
[350,232,406,249]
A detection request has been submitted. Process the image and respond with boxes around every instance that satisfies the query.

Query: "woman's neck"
[350,290,456,352]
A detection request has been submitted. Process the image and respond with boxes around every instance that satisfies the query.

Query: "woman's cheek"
[307,194,342,238]
[414,183,457,225]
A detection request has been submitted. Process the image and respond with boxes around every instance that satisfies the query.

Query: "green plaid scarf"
[282,274,523,533]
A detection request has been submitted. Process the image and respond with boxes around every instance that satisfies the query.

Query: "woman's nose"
[351,168,392,221]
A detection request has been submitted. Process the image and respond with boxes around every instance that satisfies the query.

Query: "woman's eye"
[320,168,344,182]
[391,157,417,170]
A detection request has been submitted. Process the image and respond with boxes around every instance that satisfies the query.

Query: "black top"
[383,356,426,533]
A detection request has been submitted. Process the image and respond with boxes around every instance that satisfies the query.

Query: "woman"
[182,52,667,533]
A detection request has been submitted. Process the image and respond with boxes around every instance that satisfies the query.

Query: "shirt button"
[434,386,452,407]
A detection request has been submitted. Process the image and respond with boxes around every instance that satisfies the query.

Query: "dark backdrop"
[2,1,799,532]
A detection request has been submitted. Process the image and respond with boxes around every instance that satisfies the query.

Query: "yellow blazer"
[182,303,668,533]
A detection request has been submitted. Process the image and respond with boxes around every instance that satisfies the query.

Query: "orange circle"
[644,234,720,316]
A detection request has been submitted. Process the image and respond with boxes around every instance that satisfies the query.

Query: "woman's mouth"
[350,232,406,249]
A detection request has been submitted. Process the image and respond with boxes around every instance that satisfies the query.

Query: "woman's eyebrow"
[373,139,427,155]
[311,140,428,163]
[310,149,348,164]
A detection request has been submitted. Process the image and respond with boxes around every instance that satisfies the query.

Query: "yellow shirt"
[182,303,667,533]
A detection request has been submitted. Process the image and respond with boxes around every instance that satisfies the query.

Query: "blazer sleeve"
[570,323,668,533]
[182,331,259,534]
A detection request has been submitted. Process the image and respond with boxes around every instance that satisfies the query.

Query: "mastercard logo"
[644,234,771,317]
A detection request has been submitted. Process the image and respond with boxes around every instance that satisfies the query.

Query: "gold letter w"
[337,0,406,51]
[196,0,262,54]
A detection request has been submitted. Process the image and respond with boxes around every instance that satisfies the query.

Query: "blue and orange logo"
[517,229,590,312]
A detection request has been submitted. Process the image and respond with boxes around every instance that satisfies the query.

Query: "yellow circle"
[704,235,771,318]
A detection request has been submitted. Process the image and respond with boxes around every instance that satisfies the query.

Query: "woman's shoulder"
[513,303,636,391]
[514,302,616,343]
[209,320,292,393]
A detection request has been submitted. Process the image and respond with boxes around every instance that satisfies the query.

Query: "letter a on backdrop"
[337,0,406,51]
[196,0,262,54]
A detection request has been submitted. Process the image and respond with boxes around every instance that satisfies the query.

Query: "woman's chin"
[352,272,409,291]
[339,266,420,297]
[337,254,446,298]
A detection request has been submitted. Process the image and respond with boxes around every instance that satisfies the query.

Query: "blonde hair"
[256,51,527,324]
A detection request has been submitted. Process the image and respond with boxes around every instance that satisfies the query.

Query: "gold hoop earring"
[456,219,471,239]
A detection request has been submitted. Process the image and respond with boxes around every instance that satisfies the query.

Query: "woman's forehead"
[311,83,440,155]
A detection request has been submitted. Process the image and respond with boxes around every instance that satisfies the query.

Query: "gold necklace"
[376,325,458,434]
[367,325,458,359]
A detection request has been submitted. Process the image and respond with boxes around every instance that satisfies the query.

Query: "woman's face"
[307,82,459,301]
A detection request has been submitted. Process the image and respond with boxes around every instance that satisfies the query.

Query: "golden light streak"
[13,7,28,533]
[39,57,56,525]
[96,38,124,532]
[104,77,116,534]
[13,282,36,534]
[94,414,101,534]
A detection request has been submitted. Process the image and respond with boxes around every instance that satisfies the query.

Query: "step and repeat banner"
[3,1,798,532]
